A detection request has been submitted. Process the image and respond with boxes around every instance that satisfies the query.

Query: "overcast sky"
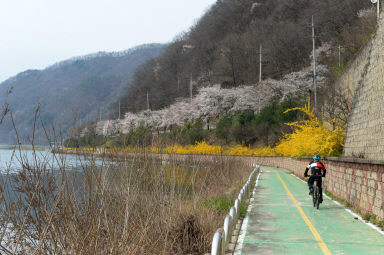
[0,0,216,82]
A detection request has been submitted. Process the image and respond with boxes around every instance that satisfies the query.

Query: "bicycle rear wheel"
[313,183,320,209]
[312,186,316,207]
[313,186,320,209]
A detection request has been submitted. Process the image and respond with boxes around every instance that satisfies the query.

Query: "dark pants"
[308,175,323,200]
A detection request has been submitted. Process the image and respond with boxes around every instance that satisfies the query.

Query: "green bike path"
[235,166,384,255]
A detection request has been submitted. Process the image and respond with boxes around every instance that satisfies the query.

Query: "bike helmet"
[313,154,321,161]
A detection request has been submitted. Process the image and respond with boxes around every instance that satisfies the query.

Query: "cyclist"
[304,154,326,203]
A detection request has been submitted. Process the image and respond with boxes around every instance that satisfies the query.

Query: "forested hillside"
[119,0,374,114]
[0,44,164,144]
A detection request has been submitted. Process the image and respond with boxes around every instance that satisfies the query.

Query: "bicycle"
[312,179,320,209]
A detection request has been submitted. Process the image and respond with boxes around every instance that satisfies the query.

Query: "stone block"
[379,208,384,219]
[374,197,382,208]
[368,179,376,189]
[360,197,369,209]
[372,206,380,216]
[355,170,363,178]
[376,189,383,199]
[368,186,376,197]
[361,185,368,194]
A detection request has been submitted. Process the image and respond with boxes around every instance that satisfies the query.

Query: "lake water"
[0,148,106,215]
[0,148,105,247]
[0,148,101,173]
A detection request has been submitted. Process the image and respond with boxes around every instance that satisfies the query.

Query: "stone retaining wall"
[250,156,384,220]
[335,15,384,159]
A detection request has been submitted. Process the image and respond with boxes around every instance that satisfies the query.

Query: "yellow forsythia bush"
[150,147,160,153]
[252,146,277,156]
[191,141,223,154]
[274,101,345,157]
[164,141,223,155]
[225,145,254,156]
[62,147,96,152]
[224,145,277,156]
[163,144,189,154]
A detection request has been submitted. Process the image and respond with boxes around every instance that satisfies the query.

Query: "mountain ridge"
[0,43,164,144]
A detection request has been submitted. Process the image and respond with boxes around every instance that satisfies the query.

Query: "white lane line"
[291,173,306,183]
[323,194,384,236]
[234,168,262,255]
[290,173,384,236]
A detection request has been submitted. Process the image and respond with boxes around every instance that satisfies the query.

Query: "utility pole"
[312,15,317,113]
[190,73,193,102]
[259,43,263,82]
[118,101,121,119]
[97,106,101,122]
[146,91,150,110]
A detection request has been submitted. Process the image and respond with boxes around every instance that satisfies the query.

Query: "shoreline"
[0,145,51,151]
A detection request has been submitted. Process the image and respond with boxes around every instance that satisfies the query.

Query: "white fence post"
[223,215,233,246]
[210,228,225,255]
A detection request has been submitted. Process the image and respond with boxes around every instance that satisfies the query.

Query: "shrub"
[275,100,345,157]
[124,125,152,146]
[215,115,233,144]
[181,119,208,145]
[363,213,371,221]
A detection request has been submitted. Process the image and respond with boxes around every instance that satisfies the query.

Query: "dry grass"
[0,148,251,255]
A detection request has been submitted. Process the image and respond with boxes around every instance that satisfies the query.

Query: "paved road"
[235,166,384,255]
